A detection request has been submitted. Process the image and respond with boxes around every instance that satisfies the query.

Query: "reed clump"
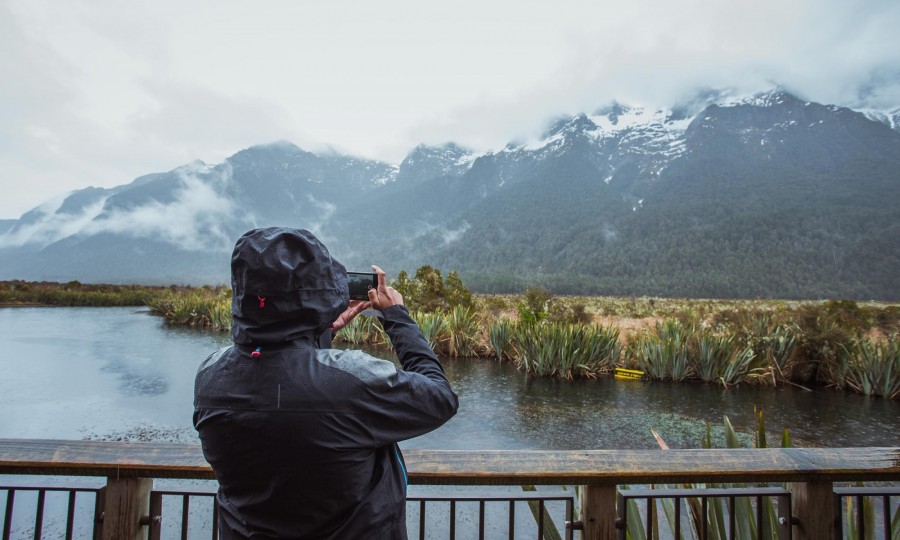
[145,286,231,331]
[505,321,621,379]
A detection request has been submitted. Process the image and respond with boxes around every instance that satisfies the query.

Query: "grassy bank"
[332,292,899,398]
[4,279,898,398]
[0,280,161,306]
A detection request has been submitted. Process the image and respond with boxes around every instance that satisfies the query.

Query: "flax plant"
[629,412,790,540]
[440,306,480,358]
[717,346,757,388]
[742,317,800,385]
[335,315,387,347]
[695,333,737,383]
[511,322,619,379]
[412,311,445,351]
[840,337,900,398]
[633,320,695,381]
[488,319,514,361]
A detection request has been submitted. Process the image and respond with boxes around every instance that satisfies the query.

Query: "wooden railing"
[1,439,898,539]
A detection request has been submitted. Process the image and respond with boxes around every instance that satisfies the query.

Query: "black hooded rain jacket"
[193,228,458,539]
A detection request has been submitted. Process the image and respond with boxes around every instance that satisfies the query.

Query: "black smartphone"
[347,271,377,300]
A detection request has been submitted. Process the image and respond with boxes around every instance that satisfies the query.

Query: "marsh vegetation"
[4,274,898,399]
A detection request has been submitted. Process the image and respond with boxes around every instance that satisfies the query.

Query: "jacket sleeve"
[357,305,459,446]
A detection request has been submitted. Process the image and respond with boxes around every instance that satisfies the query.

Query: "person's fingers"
[331,300,372,331]
[348,299,369,311]
[372,265,387,292]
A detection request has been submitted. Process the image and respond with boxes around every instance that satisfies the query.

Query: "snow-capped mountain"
[2,89,898,299]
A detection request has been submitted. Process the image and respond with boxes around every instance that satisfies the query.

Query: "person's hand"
[368,265,404,311]
[331,299,371,332]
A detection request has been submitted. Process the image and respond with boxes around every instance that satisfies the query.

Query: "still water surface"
[1,306,897,448]
[1,307,898,539]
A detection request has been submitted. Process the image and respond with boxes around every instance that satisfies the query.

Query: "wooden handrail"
[1,439,898,485]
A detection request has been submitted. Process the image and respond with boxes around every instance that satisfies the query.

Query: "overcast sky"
[1,0,898,218]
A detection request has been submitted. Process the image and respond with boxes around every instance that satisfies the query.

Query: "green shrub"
[839,337,900,398]
[393,266,474,312]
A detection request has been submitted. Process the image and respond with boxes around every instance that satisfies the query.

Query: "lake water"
[1,307,897,539]
[2,306,897,449]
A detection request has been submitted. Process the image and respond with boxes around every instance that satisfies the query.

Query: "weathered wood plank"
[789,480,836,540]
[99,478,152,540]
[1,439,898,485]
[0,439,214,479]
[581,485,616,540]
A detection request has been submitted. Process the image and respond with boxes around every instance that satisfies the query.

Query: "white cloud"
[85,168,237,251]
[1,0,898,219]
[0,194,106,248]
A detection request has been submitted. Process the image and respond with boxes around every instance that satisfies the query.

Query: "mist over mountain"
[2,89,898,300]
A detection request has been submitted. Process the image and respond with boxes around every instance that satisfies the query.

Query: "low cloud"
[0,165,238,252]
[0,195,107,248]
[86,167,236,251]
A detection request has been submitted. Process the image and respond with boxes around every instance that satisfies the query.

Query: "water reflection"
[0,307,897,450]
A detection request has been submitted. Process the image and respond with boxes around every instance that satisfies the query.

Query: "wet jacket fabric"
[193,228,458,539]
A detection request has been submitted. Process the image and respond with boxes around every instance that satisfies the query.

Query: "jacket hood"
[230,227,349,344]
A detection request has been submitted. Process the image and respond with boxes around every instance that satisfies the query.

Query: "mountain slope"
[1,90,898,299]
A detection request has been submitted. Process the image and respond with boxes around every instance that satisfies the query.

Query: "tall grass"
[439,306,481,358]
[146,287,231,331]
[488,319,514,361]
[334,314,388,347]
[839,338,900,399]
[633,320,694,382]
[510,321,619,379]
[695,333,756,387]
[412,311,444,351]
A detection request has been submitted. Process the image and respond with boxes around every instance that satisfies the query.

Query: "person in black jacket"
[194,227,459,539]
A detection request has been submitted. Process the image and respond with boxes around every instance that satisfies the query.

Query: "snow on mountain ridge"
[861,108,900,132]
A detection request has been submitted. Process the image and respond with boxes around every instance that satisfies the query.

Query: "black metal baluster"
[478,501,485,540]
[756,495,763,540]
[33,489,45,540]
[2,489,13,540]
[728,496,735,540]
[212,500,219,540]
[418,500,425,540]
[537,500,544,540]
[700,496,707,540]
[65,491,76,540]
[181,496,189,540]
[509,500,515,540]
[857,495,866,540]
[674,497,681,540]
[449,500,455,540]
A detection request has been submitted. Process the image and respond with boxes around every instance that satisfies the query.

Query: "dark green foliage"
[517,286,551,324]
[392,266,474,312]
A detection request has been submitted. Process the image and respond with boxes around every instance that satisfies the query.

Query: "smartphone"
[347,271,377,300]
